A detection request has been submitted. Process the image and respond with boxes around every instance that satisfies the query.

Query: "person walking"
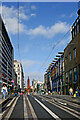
[69,87,73,96]
[1,84,8,99]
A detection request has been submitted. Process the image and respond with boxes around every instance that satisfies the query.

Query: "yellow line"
[0,97,8,104]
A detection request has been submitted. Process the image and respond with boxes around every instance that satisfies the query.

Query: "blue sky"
[0,2,78,86]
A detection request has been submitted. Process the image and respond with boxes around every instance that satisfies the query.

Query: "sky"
[0,2,78,86]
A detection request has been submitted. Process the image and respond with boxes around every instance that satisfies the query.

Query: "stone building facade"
[64,16,80,94]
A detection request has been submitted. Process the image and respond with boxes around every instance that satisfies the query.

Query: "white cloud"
[0,5,28,34]
[22,59,36,68]
[22,60,44,82]
[57,36,70,47]
[31,13,36,17]
[0,5,70,39]
[69,12,76,18]
[31,5,36,10]
[60,14,67,18]
[26,22,70,38]
[23,47,29,53]
[4,17,26,34]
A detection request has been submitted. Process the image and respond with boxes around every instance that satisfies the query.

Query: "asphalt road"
[2,95,80,120]
[28,95,80,120]
[9,96,24,120]
[28,95,54,120]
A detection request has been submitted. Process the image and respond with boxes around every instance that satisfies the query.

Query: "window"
[18,77,20,80]
[69,53,71,61]
[66,73,68,78]
[75,27,77,36]
[77,24,79,33]
[18,64,19,67]
[74,48,76,58]
[69,70,72,83]
[18,69,20,71]
[14,65,15,67]
[18,81,20,84]
[74,67,77,82]
[66,72,68,82]
[18,73,20,75]
[73,30,74,38]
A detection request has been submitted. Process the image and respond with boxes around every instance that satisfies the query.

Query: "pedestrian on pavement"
[14,87,18,97]
[8,86,10,95]
[1,84,8,99]
[75,87,79,97]
[69,87,73,96]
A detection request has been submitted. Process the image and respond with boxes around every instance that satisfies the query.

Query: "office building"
[64,16,80,94]
[14,60,24,89]
[0,15,14,90]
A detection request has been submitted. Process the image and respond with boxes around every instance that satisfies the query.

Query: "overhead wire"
[38,28,71,73]
[17,0,21,64]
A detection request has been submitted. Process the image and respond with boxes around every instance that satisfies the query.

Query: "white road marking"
[0,97,16,120]
[34,97,61,120]
[58,101,67,105]
[23,95,28,119]
[7,97,16,107]
[0,113,3,120]
[4,97,19,119]
[26,96,37,119]
[44,98,80,119]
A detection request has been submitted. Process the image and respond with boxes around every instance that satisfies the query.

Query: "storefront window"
[77,24,79,33]
[69,53,71,61]
[74,67,77,82]
[66,72,68,83]
[69,70,72,83]
[74,48,76,58]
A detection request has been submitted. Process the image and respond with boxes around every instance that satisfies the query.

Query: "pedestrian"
[8,87,10,95]
[1,84,8,99]
[14,87,18,97]
[75,87,79,98]
[69,87,73,96]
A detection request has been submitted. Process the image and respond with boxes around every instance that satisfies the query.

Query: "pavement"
[0,93,13,104]
[0,94,2,103]
[9,96,24,119]
[49,95,80,104]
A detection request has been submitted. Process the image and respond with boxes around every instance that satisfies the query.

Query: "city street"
[0,94,80,120]
[0,1,80,120]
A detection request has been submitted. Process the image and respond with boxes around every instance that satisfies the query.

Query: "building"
[32,79,38,89]
[14,60,24,89]
[0,15,14,90]
[13,69,17,85]
[44,52,64,94]
[32,79,44,91]
[44,73,47,91]
[51,53,64,94]
[64,15,80,95]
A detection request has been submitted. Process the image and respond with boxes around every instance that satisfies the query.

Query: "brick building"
[64,16,80,94]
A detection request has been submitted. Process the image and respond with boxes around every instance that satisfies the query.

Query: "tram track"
[0,96,17,120]
[39,95,80,119]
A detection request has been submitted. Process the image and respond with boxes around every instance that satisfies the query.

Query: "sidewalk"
[51,95,80,104]
[0,94,2,104]
[0,93,12,104]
